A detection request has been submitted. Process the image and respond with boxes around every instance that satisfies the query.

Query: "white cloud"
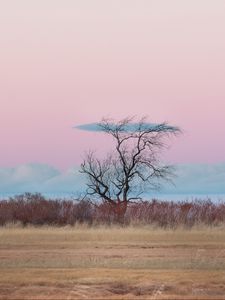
[41,167,86,195]
[162,163,225,195]
[0,164,61,194]
[0,162,224,198]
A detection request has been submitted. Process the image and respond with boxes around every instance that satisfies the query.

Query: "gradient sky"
[1,0,225,170]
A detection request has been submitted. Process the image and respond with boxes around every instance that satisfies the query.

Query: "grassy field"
[0,225,225,299]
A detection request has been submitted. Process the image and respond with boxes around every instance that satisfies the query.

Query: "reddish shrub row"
[0,193,225,227]
[126,199,225,227]
[0,193,93,226]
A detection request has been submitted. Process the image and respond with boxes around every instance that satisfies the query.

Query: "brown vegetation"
[1,226,225,299]
[0,193,225,227]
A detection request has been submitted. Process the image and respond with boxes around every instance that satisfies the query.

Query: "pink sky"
[0,0,225,170]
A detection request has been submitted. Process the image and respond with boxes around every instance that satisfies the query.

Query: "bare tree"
[80,116,181,223]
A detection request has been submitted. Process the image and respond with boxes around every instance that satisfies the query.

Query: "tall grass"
[0,193,225,228]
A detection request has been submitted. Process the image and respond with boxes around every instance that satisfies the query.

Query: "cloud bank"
[0,164,85,197]
[0,163,224,199]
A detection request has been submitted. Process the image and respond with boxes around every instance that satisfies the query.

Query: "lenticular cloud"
[75,122,178,133]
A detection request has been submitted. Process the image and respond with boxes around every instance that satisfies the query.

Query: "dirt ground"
[0,225,225,299]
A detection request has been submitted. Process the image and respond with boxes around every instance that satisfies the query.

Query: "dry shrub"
[0,193,225,228]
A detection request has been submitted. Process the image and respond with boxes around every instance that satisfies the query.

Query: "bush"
[0,193,225,227]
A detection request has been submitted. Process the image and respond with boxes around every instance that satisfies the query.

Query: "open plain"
[0,225,225,299]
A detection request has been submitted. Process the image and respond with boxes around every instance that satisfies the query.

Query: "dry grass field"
[0,225,225,299]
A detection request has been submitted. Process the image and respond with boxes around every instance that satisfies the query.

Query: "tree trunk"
[113,201,128,224]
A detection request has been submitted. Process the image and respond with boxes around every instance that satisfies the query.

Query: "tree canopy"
[80,116,181,222]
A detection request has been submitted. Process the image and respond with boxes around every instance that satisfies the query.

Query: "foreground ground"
[0,225,225,299]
